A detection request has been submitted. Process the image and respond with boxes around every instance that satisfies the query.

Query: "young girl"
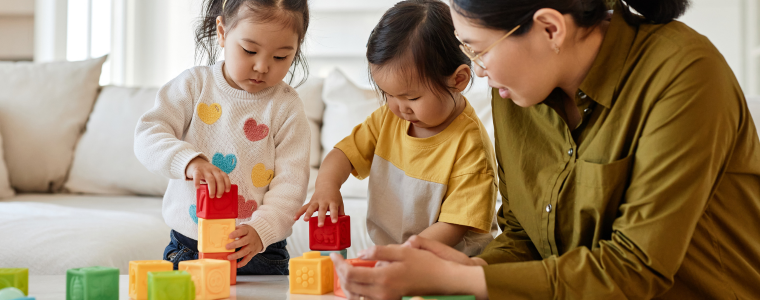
[135,0,310,275]
[295,0,497,256]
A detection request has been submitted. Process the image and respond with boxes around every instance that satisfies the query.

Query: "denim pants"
[164,230,289,275]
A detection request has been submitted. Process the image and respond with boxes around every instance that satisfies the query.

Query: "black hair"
[195,0,309,86]
[366,0,472,102]
[451,0,691,36]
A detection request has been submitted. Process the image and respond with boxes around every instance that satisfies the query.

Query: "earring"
[553,45,560,54]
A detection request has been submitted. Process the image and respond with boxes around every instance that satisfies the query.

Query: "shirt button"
[584,108,592,114]
[546,204,552,212]
[568,148,574,156]
[578,91,588,99]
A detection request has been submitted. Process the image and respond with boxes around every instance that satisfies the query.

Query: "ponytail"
[620,0,691,24]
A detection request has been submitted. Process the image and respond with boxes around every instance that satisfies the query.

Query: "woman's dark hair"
[366,0,472,102]
[451,0,691,36]
[195,0,309,86]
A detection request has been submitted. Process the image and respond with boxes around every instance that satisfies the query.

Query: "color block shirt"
[336,100,498,256]
[479,6,760,299]
[134,61,310,249]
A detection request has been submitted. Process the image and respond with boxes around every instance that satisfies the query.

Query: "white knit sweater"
[134,61,310,249]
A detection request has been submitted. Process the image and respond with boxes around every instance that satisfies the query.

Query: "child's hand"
[294,185,345,227]
[226,224,263,268]
[185,157,231,198]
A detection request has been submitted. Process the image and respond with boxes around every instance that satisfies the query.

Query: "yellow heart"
[251,163,274,188]
[197,103,222,125]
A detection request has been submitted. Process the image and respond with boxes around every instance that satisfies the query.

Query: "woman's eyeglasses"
[455,25,521,70]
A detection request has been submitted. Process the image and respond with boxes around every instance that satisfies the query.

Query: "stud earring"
[553,45,561,54]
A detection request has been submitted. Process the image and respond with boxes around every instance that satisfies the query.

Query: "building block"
[320,249,348,259]
[0,287,25,300]
[289,251,334,295]
[147,271,195,300]
[309,215,351,250]
[66,266,119,300]
[0,268,28,295]
[199,252,236,285]
[402,296,476,300]
[198,218,235,253]
[333,259,377,298]
[129,260,174,300]
[197,184,238,219]
[178,259,230,300]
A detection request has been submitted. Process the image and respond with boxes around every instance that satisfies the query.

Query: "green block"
[147,271,195,300]
[0,287,26,300]
[66,266,119,300]
[0,268,28,295]
[320,249,348,259]
[402,296,476,300]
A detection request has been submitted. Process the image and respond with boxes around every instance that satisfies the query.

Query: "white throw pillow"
[0,129,14,199]
[0,56,107,192]
[65,86,170,196]
[295,77,325,168]
[748,97,760,132]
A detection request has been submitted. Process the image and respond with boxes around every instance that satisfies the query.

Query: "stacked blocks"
[66,266,119,300]
[0,268,28,296]
[178,259,230,300]
[197,184,237,285]
[147,271,195,300]
[309,215,351,250]
[129,260,173,300]
[333,259,376,298]
[289,251,334,295]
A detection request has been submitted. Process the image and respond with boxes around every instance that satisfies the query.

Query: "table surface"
[29,275,342,300]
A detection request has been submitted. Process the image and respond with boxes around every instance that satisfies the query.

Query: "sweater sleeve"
[134,69,207,179]
[244,94,311,249]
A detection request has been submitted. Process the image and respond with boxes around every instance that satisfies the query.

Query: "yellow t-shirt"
[335,98,497,255]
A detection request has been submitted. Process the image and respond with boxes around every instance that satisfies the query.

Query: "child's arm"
[294,148,354,226]
[417,222,470,247]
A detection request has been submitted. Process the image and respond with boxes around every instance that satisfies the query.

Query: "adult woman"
[331,0,760,299]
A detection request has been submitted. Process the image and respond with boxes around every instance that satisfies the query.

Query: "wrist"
[446,263,488,299]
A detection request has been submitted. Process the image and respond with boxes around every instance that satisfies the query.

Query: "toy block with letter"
[129,260,173,300]
[147,271,195,300]
[0,268,28,296]
[320,249,347,259]
[66,266,119,300]
[198,218,235,253]
[196,184,238,219]
[289,251,334,295]
[178,259,230,300]
[333,259,377,298]
[199,252,236,285]
[309,215,350,250]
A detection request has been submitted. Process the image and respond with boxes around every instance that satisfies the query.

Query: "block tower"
[289,214,352,296]
[196,183,238,285]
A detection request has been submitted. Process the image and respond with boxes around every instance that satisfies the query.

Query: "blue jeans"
[164,230,289,275]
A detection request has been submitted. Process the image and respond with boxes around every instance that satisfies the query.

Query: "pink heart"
[244,118,269,142]
[238,195,258,219]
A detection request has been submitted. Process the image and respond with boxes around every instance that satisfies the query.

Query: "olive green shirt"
[479,8,760,300]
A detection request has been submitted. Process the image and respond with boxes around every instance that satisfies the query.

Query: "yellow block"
[178,259,230,299]
[129,260,173,300]
[198,218,235,253]
[289,251,334,295]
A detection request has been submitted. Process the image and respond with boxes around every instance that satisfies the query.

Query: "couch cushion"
[0,128,13,199]
[748,97,760,132]
[0,56,106,192]
[64,86,170,196]
[295,78,325,168]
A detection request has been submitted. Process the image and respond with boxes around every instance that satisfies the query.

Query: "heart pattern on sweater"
[212,153,237,174]
[244,118,269,142]
[197,103,222,125]
[238,195,258,219]
[189,205,198,224]
[251,163,274,188]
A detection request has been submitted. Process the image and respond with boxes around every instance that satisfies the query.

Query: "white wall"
[0,0,35,61]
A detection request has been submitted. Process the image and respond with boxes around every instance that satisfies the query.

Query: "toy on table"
[147,271,195,300]
[0,287,26,300]
[333,259,377,298]
[0,268,27,296]
[198,252,236,286]
[309,215,350,251]
[403,296,476,300]
[66,266,119,300]
[129,260,173,300]
[196,184,237,285]
[289,251,334,295]
[178,259,230,300]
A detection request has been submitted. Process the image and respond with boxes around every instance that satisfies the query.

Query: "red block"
[309,215,351,251]
[199,252,237,285]
[334,259,376,298]
[197,184,238,219]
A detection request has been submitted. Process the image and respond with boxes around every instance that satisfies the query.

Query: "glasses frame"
[456,25,521,70]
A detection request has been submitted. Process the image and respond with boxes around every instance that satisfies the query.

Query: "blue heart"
[189,205,198,224]
[212,153,237,174]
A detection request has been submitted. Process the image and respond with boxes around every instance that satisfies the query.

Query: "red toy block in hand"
[334,259,377,298]
[199,252,237,285]
[197,184,239,219]
[309,215,351,251]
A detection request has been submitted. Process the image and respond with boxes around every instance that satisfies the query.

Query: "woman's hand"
[185,157,231,198]
[402,235,489,266]
[225,224,263,268]
[294,184,345,226]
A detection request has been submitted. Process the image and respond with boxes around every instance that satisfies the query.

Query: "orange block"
[199,252,236,285]
[178,259,230,299]
[334,259,377,298]
[289,251,333,295]
[198,218,235,253]
[128,260,173,300]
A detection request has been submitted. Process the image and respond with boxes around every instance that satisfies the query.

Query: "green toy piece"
[0,287,25,300]
[0,268,28,295]
[402,296,476,300]
[147,271,196,300]
[66,266,119,300]
[320,249,348,259]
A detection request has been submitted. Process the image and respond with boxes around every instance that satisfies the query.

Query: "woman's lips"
[499,88,511,99]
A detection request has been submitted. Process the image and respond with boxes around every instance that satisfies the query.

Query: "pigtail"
[195,0,226,65]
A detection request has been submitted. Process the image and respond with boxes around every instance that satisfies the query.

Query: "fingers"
[317,204,328,227]
[358,245,407,262]
[223,172,231,193]
[238,251,255,268]
[302,203,318,222]
[213,171,227,198]
[329,203,340,223]
[293,204,310,221]
[404,235,471,264]
[205,172,217,198]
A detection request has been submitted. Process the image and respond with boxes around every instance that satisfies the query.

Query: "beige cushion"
[748,97,760,132]
[0,56,106,192]
[64,86,170,196]
[295,78,325,168]
[0,129,14,199]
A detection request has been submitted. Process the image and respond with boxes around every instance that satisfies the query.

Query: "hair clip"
[222,0,228,12]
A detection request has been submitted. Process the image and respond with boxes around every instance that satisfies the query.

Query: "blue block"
[320,249,348,259]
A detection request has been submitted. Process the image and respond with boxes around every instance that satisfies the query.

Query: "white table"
[29,275,342,300]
